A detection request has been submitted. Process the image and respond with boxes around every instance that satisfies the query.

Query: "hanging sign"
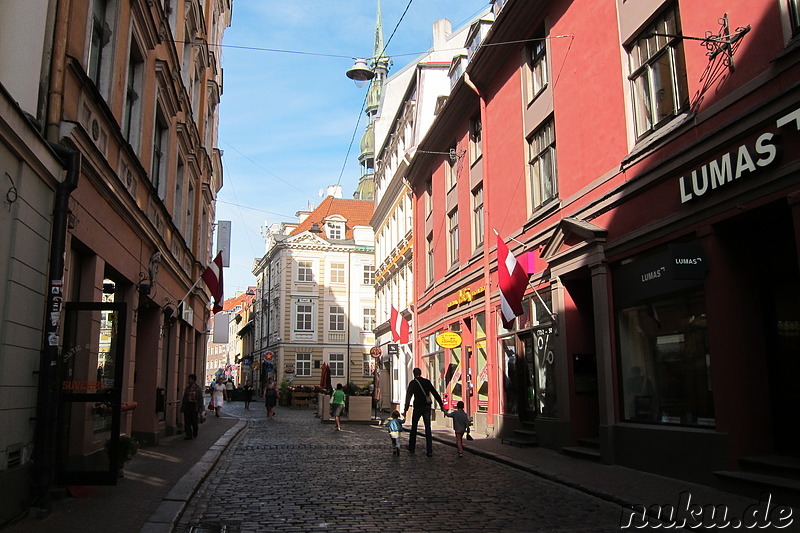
[436,332,462,349]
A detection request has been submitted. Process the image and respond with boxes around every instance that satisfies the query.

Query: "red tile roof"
[289,197,373,239]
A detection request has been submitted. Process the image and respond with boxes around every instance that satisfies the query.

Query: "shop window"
[475,313,489,412]
[617,290,714,426]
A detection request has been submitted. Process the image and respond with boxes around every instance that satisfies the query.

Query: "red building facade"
[407,0,800,494]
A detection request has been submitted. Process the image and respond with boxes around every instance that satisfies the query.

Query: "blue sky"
[216,0,489,295]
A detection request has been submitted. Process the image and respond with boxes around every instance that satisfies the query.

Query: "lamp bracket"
[650,13,750,70]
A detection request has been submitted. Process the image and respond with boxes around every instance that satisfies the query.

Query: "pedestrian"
[263,378,278,419]
[180,374,203,440]
[384,410,405,455]
[243,382,253,410]
[330,383,346,431]
[444,400,471,457]
[225,379,235,401]
[402,367,445,457]
[212,378,225,417]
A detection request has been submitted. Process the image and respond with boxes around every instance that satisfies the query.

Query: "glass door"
[56,301,126,485]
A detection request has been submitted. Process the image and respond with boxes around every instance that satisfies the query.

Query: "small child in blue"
[445,401,471,457]
[385,410,405,455]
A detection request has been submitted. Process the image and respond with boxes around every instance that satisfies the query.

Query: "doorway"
[57,301,126,485]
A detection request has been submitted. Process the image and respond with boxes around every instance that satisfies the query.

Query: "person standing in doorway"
[330,383,346,431]
[180,374,203,440]
[263,378,278,419]
[403,368,445,457]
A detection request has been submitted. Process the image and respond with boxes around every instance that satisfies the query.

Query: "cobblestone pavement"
[174,405,625,532]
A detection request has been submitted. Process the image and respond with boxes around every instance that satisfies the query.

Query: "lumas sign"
[678,106,800,203]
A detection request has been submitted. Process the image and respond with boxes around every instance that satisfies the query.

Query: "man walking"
[180,374,203,440]
[402,368,444,456]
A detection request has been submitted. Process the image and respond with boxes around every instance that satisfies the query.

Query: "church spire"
[353,0,390,201]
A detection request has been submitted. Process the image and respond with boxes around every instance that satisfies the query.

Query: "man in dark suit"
[403,367,445,456]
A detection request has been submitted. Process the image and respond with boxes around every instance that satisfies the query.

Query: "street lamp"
[346,58,375,88]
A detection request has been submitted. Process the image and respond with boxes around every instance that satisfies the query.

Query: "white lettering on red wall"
[678,106,800,203]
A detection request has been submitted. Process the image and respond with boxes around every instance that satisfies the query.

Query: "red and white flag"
[390,305,410,344]
[202,251,224,314]
[497,233,530,329]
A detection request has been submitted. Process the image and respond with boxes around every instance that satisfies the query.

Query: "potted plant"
[105,435,139,477]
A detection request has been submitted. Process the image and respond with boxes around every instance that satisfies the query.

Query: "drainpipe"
[33,142,80,510]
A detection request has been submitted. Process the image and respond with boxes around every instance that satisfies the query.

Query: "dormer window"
[326,222,343,239]
[324,215,347,240]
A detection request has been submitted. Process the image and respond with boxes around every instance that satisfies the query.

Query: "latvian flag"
[390,305,410,344]
[201,251,224,314]
[497,233,531,329]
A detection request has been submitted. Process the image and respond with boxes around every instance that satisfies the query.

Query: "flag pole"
[176,276,203,311]
[494,228,557,326]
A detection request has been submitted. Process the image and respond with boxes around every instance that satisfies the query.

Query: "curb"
[139,420,247,533]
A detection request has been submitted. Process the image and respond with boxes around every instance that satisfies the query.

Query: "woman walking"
[263,378,278,419]
[212,378,225,417]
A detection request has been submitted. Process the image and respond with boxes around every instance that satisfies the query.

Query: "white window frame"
[329,305,345,332]
[448,208,459,266]
[627,4,689,140]
[297,260,314,282]
[472,184,484,250]
[363,265,375,285]
[295,301,313,332]
[363,308,375,331]
[527,118,557,211]
[329,353,345,378]
[329,262,345,284]
[296,353,311,377]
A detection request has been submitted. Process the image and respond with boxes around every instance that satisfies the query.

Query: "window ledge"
[622,113,694,168]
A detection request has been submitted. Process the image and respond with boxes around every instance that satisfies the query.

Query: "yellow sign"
[446,286,486,309]
[436,332,462,349]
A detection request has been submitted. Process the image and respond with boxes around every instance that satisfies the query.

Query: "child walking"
[385,410,405,455]
[444,401,471,457]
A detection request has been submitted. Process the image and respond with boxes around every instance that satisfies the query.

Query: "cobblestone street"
[175,403,623,532]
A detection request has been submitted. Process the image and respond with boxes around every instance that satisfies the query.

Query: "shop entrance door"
[766,270,800,455]
[56,301,126,485]
[517,333,537,423]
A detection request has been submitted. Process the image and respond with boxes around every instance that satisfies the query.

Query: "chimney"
[432,19,452,50]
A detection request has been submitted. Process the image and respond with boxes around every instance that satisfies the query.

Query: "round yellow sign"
[436,332,462,349]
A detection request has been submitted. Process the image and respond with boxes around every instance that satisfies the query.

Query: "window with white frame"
[363,265,375,285]
[472,184,484,249]
[152,105,169,199]
[296,353,311,377]
[122,38,144,150]
[527,118,557,210]
[326,221,344,240]
[329,262,345,284]
[791,0,800,34]
[297,260,314,282]
[173,158,184,233]
[295,301,313,331]
[529,31,548,99]
[448,208,459,265]
[88,0,114,94]
[329,305,345,331]
[469,118,482,164]
[446,149,458,190]
[425,178,433,220]
[363,353,373,377]
[363,307,375,331]
[627,4,689,139]
[329,353,345,378]
[426,233,434,284]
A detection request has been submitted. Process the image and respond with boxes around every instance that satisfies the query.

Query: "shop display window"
[617,290,714,426]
